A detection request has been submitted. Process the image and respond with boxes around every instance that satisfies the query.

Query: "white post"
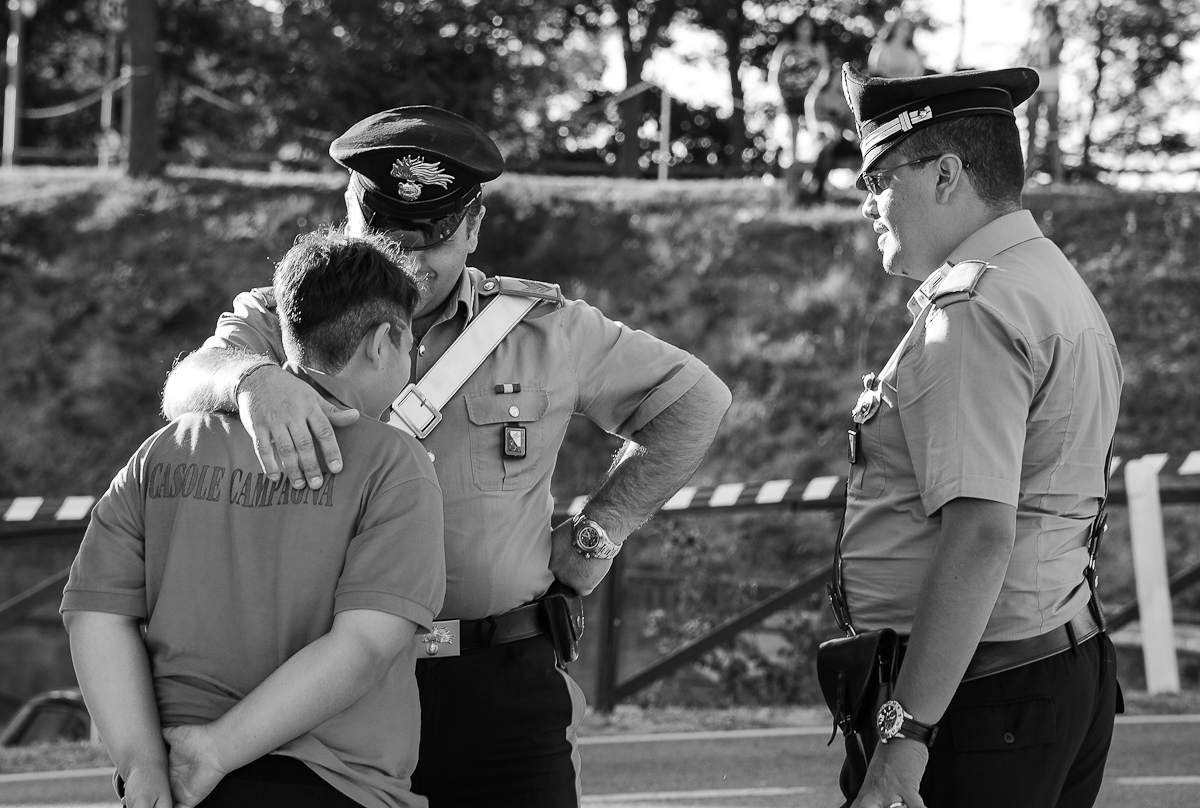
[658,87,670,183]
[1124,453,1180,694]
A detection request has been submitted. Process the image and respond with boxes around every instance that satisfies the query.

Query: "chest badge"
[504,425,527,458]
[852,373,884,425]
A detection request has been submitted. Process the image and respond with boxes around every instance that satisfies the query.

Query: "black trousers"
[853,633,1119,808]
[412,633,585,808]
[196,754,363,808]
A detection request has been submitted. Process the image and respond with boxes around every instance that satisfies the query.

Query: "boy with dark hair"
[62,231,444,808]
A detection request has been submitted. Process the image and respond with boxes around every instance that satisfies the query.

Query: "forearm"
[206,613,414,770]
[65,612,167,778]
[893,498,1017,725]
[161,347,275,420]
[585,370,731,542]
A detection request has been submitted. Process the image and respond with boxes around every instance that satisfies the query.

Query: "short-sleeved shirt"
[842,210,1122,641]
[202,267,707,619]
[61,368,445,808]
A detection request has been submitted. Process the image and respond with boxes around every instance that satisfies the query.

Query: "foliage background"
[1,171,1199,703]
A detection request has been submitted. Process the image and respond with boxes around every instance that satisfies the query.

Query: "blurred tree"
[569,0,685,177]
[1058,0,1200,172]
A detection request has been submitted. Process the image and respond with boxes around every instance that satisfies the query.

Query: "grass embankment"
[1,168,1198,706]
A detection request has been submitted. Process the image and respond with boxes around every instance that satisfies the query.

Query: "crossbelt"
[388,292,539,439]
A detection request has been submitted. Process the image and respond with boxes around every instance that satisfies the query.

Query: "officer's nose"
[861,191,879,220]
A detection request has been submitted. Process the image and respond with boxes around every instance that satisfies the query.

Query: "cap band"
[351,173,481,251]
[860,105,934,155]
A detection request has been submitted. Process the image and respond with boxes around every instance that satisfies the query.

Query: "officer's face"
[860,153,941,279]
[408,211,482,318]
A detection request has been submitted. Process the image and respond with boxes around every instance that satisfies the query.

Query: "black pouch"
[540,581,584,667]
[816,629,901,803]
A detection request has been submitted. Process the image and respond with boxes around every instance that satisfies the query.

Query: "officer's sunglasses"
[860,154,943,195]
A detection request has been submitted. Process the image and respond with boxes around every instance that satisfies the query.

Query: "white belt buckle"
[419,619,460,658]
[389,383,442,439]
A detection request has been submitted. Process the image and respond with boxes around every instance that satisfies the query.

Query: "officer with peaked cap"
[162,106,732,806]
[820,67,1123,808]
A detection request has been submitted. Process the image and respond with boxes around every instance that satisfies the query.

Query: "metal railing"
[3,450,1200,709]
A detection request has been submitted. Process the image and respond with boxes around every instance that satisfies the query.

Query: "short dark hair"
[894,114,1024,212]
[274,230,421,373]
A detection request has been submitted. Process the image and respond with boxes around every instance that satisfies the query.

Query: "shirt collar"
[907,265,949,320]
[946,209,1044,265]
[906,210,1044,320]
[285,361,368,414]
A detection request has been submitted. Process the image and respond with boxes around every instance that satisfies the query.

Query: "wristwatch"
[571,513,622,560]
[877,699,938,747]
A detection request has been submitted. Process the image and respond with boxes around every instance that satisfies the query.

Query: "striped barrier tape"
[4,451,1200,534]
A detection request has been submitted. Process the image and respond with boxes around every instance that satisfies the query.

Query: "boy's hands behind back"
[162,724,229,808]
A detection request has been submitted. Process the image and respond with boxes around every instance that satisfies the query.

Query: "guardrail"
[3,450,1199,708]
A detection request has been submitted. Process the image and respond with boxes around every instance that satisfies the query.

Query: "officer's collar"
[907,265,950,320]
[946,210,1043,265]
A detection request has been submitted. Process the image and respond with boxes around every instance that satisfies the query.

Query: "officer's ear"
[934,154,967,204]
[464,205,485,254]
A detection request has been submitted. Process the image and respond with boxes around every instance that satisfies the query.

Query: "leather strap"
[387,283,542,439]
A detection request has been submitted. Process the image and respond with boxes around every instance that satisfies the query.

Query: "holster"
[816,628,901,803]
[540,581,584,668]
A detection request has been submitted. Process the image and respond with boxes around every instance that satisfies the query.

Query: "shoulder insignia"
[479,276,564,308]
[931,260,989,307]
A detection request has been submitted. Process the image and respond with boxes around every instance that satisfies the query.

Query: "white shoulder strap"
[387,283,548,439]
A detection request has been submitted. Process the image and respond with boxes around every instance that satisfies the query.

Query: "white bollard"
[1124,454,1180,694]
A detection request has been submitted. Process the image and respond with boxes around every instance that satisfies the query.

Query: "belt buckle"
[389,383,442,439]
[419,619,460,658]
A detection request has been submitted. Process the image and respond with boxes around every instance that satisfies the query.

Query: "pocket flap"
[945,696,1056,752]
[464,389,549,425]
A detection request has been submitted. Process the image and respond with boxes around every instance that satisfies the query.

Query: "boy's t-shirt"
[61,369,445,808]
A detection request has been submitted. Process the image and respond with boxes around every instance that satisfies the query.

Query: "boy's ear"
[364,322,393,368]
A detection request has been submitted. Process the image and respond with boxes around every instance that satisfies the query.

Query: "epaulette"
[479,276,564,308]
[931,260,989,307]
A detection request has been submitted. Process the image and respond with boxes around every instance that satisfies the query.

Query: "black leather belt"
[961,607,1101,682]
[417,601,551,660]
[458,602,549,651]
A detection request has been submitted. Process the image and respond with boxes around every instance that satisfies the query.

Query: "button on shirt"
[841,210,1123,641]
[203,267,708,620]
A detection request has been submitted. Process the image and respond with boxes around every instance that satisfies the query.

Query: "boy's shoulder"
[336,417,439,484]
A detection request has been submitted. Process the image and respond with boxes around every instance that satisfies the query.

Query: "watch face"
[877,700,904,738]
[575,525,602,552]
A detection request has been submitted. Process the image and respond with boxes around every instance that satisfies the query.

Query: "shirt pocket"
[943,696,1056,752]
[464,389,550,492]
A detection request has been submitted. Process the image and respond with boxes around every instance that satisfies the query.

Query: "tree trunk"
[124,0,160,176]
[617,47,645,178]
[723,22,746,179]
[1081,1,1108,172]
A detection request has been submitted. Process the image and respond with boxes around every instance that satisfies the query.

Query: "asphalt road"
[1,716,1196,807]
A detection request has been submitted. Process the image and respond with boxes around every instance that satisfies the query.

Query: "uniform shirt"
[202,267,708,619]
[61,368,445,808]
[842,210,1122,641]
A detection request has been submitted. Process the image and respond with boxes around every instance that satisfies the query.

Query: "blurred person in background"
[798,58,859,202]
[1022,3,1065,181]
[868,16,926,79]
[768,15,830,180]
